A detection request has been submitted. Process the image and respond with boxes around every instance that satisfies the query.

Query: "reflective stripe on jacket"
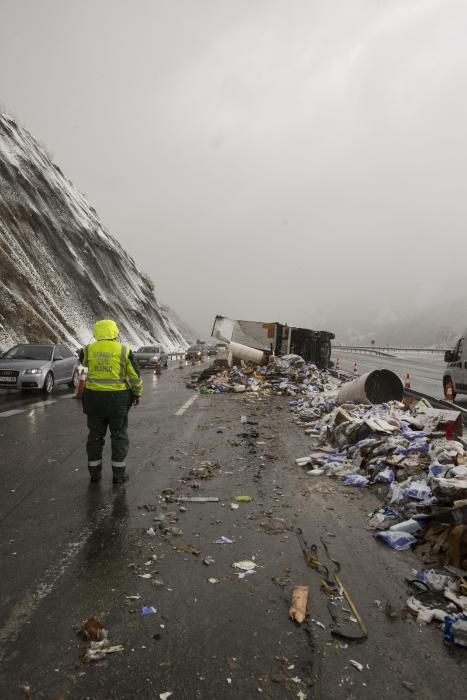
[82,340,143,397]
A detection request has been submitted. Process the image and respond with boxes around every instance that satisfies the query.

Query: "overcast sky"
[1,0,466,340]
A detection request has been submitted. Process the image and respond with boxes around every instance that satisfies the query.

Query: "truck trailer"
[211,316,335,370]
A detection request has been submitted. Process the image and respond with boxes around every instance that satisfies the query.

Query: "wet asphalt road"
[331,351,448,399]
[0,363,466,699]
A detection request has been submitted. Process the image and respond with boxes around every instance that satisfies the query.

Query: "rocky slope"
[0,113,187,352]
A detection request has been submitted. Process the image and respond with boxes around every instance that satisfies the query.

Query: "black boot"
[112,469,129,484]
[88,465,102,482]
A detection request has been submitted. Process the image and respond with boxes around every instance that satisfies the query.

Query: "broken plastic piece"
[213,536,234,544]
[234,496,252,502]
[375,531,416,550]
[349,660,364,672]
[177,497,220,503]
[289,586,309,624]
[232,560,257,571]
[141,606,157,616]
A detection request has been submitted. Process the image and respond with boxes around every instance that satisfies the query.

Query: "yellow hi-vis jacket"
[83,340,143,397]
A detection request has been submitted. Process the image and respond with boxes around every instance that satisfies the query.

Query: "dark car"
[205,345,219,356]
[0,343,79,394]
[134,345,168,368]
[185,345,205,361]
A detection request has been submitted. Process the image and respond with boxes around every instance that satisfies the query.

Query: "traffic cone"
[335,357,340,371]
[446,382,454,401]
[353,362,358,375]
[404,373,411,389]
[154,362,161,376]
[74,368,85,399]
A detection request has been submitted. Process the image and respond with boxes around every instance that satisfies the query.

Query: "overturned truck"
[211,316,335,370]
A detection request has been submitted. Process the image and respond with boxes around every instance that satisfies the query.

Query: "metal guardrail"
[333,345,447,355]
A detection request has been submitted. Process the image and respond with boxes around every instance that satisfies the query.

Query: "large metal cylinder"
[336,369,404,405]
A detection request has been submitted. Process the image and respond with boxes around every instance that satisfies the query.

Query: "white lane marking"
[174,395,198,416]
[0,504,112,658]
[0,400,57,419]
[0,409,25,418]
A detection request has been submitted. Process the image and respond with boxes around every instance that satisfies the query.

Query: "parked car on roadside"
[185,345,205,362]
[134,345,168,368]
[0,343,79,394]
[205,345,219,356]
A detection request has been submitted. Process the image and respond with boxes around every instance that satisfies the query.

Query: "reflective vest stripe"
[119,345,127,380]
[86,377,124,385]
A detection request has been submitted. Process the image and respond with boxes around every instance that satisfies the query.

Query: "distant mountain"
[0,113,188,352]
[335,297,464,348]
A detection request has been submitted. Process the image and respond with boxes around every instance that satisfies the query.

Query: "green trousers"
[86,414,129,473]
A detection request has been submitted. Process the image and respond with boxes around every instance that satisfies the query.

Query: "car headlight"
[25,368,42,375]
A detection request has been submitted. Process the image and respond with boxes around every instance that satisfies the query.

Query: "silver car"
[0,343,80,394]
[134,345,168,369]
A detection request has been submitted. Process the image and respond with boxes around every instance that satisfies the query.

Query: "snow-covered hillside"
[0,114,187,352]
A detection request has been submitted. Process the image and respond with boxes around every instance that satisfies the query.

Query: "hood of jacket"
[93,319,119,340]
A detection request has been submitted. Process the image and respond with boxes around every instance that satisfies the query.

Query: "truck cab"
[443,335,467,399]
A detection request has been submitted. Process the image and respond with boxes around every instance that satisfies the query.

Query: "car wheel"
[68,368,79,389]
[42,372,54,394]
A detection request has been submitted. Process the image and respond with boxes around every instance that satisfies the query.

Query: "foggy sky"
[1,0,466,341]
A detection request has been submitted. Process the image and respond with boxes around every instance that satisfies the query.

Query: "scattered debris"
[177,496,220,503]
[289,586,309,624]
[80,617,108,641]
[213,536,234,545]
[141,606,157,616]
[232,560,257,572]
[349,660,364,672]
[208,577,220,584]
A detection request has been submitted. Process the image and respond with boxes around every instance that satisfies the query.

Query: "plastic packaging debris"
[234,495,252,502]
[160,693,173,700]
[141,606,157,616]
[406,479,432,501]
[343,474,369,487]
[349,660,364,672]
[306,468,325,476]
[406,596,447,624]
[444,614,467,646]
[84,641,124,662]
[367,507,400,530]
[375,531,416,550]
[412,569,454,592]
[388,519,423,534]
[289,586,309,624]
[146,527,156,536]
[203,556,215,565]
[213,536,234,544]
[230,503,240,510]
[232,560,257,572]
[374,467,395,484]
[139,573,152,579]
[296,457,312,467]
[208,577,220,584]
[177,497,220,503]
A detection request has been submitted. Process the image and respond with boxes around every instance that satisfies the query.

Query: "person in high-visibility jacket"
[79,319,143,483]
